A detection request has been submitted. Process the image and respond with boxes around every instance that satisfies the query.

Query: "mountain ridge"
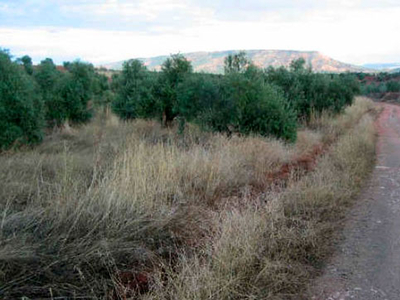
[99,49,367,73]
[362,63,400,70]
[362,63,400,73]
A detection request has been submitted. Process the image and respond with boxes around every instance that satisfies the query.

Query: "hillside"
[100,50,367,73]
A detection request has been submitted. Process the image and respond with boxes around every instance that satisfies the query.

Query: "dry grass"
[308,96,376,144]
[0,98,377,299]
[146,100,377,300]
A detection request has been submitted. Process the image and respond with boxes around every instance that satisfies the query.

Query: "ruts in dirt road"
[311,103,400,300]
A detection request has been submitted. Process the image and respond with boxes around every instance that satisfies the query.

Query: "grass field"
[0,97,377,299]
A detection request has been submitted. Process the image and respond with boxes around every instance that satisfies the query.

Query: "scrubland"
[0,97,377,299]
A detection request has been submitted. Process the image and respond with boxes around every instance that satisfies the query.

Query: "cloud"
[0,26,204,63]
[60,0,215,30]
[0,0,399,64]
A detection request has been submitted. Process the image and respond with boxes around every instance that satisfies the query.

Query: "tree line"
[0,49,108,149]
[354,72,400,96]
[0,49,360,149]
[111,52,359,141]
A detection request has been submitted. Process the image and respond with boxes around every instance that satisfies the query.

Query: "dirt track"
[310,103,400,299]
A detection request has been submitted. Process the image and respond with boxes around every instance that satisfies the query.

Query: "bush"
[387,80,400,92]
[224,51,251,74]
[327,74,360,113]
[222,71,297,141]
[111,53,356,142]
[0,50,44,149]
[34,59,97,126]
[264,65,308,118]
[157,54,193,125]
[177,67,297,141]
[240,82,297,141]
[176,73,223,125]
[17,55,34,75]
[92,72,111,107]
[113,54,193,125]
[265,60,359,119]
[59,61,96,124]
[112,59,156,119]
[34,58,66,126]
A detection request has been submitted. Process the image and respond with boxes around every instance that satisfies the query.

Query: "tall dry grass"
[146,99,377,299]
[0,98,377,299]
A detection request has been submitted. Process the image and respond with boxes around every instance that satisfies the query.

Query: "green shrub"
[264,65,307,118]
[59,61,96,124]
[34,59,97,126]
[112,59,156,119]
[157,54,193,125]
[92,72,110,107]
[0,50,44,149]
[387,80,400,92]
[327,74,360,112]
[112,55,194,125]
[361,82,388,95]
[224,51,251,74]
[176,73,222,123]
[17,55,34,75]
[34,58,66,126]
[239,82,297,142]
[265,60,359,119]
[222,71,297,141]
[177,68,297,141]
[110,53,356,142]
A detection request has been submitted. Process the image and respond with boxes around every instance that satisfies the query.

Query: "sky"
[0,0,399,65]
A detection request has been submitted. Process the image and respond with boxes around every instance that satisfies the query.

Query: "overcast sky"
[1,0,399,65]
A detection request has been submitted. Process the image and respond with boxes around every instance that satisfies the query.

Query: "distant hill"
[100,50,367,73]
[363,63,400,71]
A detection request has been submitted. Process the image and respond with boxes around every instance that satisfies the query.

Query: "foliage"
[157,54,193,125]
[0,48,361,148]
[224,51,251,74]
[265,59,359,119]
[356,71,400,99]
[359,79,400,96]
[34,59,99,126]
[34,58,66,126]
[177,67,297,141]
[92,72,110,106]
[221,70,297,140]
[58,61,96,123]
[17,55,34,75]
[386,80,400,92]
[111,53,358,141]
[239,80,297,141]
[327,74,360,112]
[360,82,387,95]
[290,57,307,72]
[176,73,224,130]
[112,59,156,119]
[0,50,44,149]
[0,49,111,148]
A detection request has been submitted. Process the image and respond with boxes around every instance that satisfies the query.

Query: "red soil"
[267,143,326,185]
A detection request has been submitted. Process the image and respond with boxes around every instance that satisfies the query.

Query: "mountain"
[100,50,367,73]
[362,63,400,71]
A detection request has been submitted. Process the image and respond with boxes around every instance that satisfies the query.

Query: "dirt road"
[310,103,400,299]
